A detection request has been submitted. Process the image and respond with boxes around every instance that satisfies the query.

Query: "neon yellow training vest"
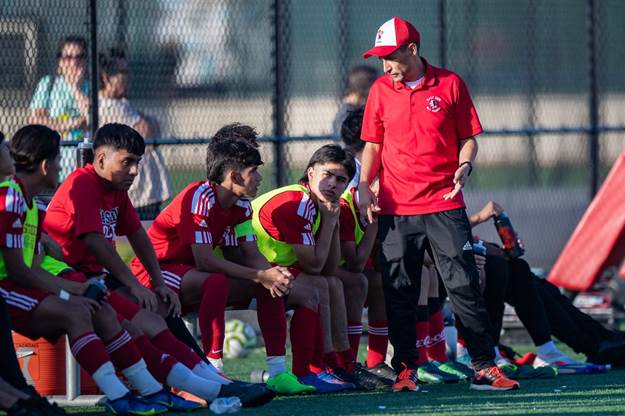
[0,180,38,280]
[340,188,364,246]
[40,255,73,276]
[252,184,320,266]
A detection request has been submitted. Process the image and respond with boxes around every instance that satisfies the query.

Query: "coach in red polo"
[358,16,519,392]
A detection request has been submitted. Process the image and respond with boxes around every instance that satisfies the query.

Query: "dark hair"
[10,125,60,173]
[93,123,145,156]
[206,137,263,183]
[340,108,365,154]
[299,144,356,184]
[345,65,378,98]
[212,123,260,148]
[56,35,87,59]
[99,48,127,88]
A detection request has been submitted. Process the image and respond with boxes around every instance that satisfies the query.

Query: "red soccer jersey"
[0,178,44,254]
[43,164,141,273]
[135,181,255,267]
[361,59,483,215]
[258,188,317,246]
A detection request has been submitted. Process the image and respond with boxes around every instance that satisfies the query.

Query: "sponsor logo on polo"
[426,95,443,112]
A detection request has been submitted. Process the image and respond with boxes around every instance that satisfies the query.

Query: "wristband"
[58,289,71,301]
[459,161,473,176]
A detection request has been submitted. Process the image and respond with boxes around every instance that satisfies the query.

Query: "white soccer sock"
[208,357,224,371]
[193,362,232,385]
[121,359,162,396]
[266,356,287,377]
[494,346,511,366]
[91,361,130,401]
[537,341,577,364]
[167,363,220,401]
[456,342,469,359]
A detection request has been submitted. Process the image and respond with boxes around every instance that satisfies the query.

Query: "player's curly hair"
[10,125,60,173]
[211,123,260,148]
[93,123,145,156]
[206,136,263,183]
[340,108,365,154]
[299,144,355,185]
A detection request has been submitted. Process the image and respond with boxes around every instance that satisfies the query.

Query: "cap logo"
[426,96,443,113]
[375,30,384,45]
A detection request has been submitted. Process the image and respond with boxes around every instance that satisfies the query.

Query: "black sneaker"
[595,337,625,365]
[218,381,276,407]
[21,386,67,415]
[329,367,374,390]
[352,363,392,388]
[367,362,396,384]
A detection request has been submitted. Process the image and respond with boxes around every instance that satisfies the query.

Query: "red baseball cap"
[362,17,421,59]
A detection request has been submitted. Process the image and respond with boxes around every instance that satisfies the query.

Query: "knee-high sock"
[134,335,178,383]
[255,285,287,376]
[104,331,161,396]
[366,320,388,368]
[71,332,128,400]
[347,321,363,362]
[150,329,202,370]
[427,299,448,362]
[165,315,209,363]
[289,307,318,377]
[415,306,429,365]
[197,274,229,360]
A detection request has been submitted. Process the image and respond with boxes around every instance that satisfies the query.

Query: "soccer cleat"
[392,363,419,392]
[217,381,276,407]
[433,360,472,381]
[351,362,392,388]
[417,361,460,384]
[534,355,609,375]
[6,398,49,416]
[266,371,316,394]
[595,336,625,365]
[470,366,520,391]
[316,371,356,390]
[20,386,67,415]
[144,389,203,412]
[297,372,351,394]
[330,366,379,390]
[497,363,519,379]
[367,362,396,384]
[103,392,168,415]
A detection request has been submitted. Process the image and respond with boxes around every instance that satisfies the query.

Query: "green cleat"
[417,362,460,384]
[266,371,316,395]
[433,360,472,381]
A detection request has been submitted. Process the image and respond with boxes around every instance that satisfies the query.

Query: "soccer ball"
[223,319,257,358]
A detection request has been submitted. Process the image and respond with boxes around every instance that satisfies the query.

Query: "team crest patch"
[426,95,443,113]
[375,29,384,44]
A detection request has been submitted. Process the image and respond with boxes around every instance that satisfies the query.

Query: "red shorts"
[59,270,141,321]
[134,263,195,295]
[0,280,53,340]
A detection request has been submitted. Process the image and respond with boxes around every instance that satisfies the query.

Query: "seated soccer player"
[460,201,608,376]
[252,144,373,390]
[0,124,177,415]
[42,123,274,406]
[130,127,315,395]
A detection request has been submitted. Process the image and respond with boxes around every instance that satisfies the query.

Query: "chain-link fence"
[1,0,624,268]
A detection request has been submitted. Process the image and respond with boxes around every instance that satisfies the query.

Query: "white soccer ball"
[223,319,257,358]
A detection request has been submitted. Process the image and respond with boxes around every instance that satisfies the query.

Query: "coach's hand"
[358,183,381,224]
[154,284,182,317]
[130,284,159,313]
[443,163,471,200]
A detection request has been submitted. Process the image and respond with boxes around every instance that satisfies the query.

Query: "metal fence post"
[89,0,98,138]
[337,0,349,102]
[587,0,599,197]
[271,0,289,187]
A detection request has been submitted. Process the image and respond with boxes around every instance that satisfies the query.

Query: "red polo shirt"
[361,59,483,215]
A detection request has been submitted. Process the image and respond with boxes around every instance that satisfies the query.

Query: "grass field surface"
[49,344,625,416]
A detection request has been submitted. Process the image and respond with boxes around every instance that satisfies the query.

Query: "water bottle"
[83,279,107,303]
[209,397,242,414]
[471,239,487,257]
[493,211,525,258]
[76,137,94,168]
[249,369,269,384]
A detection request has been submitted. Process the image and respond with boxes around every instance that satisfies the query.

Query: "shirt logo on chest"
[426,95,443,113]
[100,207,119,240]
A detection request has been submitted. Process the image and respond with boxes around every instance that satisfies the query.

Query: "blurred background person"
[98,47,173,220]
[332,65,378,136]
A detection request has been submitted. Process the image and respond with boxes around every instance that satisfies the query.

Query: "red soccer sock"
[366,320,388,368]
[134,335,178,383]
[415,321,430,365]
[309,310,327,374]
[289,307,318,377]
[104,330,142,370]
[347,321,363,361]
[255,285,287,357]
[427,310,448,362]
[323,351,342,372]
[337,349,355,372]
[70,332,111,375]
[150,329,201,370]
[197,273,229,359]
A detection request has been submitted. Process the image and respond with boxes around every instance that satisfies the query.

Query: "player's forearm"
[3,250,60,295]
[321,227,341,275]
[359,142,381,185]
[350,225,378,272]
[305,220,337,274]
[458,137,478,164]
[82,233,142,289]
[196,253,261,282]
[31,265,83,295]
[127,229,165,287]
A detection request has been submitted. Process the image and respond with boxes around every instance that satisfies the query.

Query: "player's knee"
[203,272,229,294]
[325,275,345,296]
[133,308,167,335]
